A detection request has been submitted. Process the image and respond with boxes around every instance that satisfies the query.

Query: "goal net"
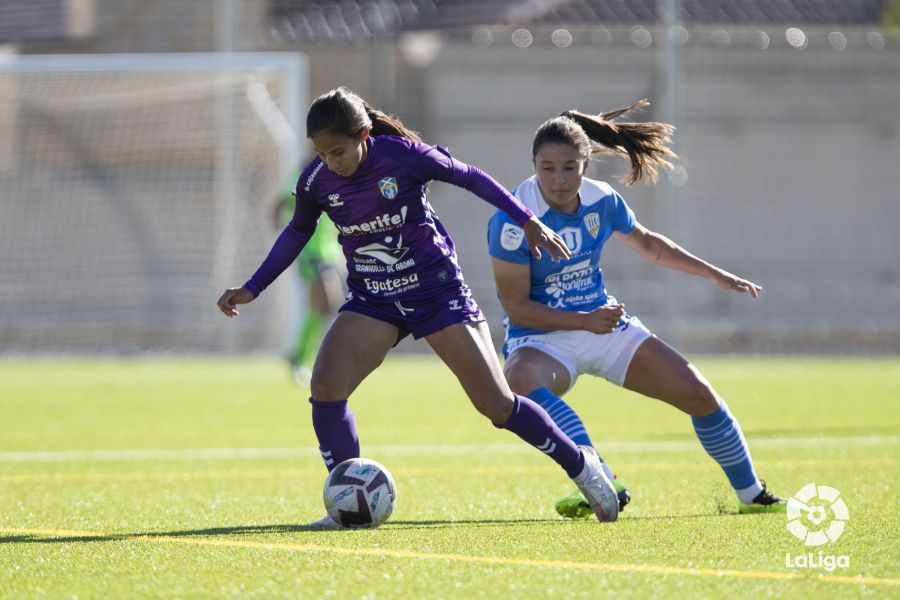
[0,53,306,354]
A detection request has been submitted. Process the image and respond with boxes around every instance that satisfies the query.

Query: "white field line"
[0,435,897,463]
[2,458,895,485]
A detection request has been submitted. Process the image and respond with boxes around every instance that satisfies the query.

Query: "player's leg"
[291,261,342,380]
[306,310,401,530]
[426,321,618,522]
[288,259,316,377]
[317,265,344,314]
[297,275,328,360]
[624,336,785,512]
[505,345,629,517]
[308,311,398,471]
[505,347,587,441]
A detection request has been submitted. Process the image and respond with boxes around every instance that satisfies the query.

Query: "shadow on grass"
[0,512,726,545]
[0,518,563,544]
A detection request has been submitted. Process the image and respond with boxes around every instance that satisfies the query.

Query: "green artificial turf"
[1,356,897,598]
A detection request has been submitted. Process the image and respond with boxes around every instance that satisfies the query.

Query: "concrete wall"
[6,2,899,353]
[414,41,900,353]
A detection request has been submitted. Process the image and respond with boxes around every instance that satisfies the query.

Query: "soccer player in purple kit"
[216,87,621,528]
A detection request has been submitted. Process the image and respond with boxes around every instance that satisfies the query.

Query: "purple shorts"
[339,286,485,342]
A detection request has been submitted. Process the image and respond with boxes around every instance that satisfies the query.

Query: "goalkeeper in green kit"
[278,170,344,384]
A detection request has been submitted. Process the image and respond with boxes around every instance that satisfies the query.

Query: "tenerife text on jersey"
[338,206,408,236]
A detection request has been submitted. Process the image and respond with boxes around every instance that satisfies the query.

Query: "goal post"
[0,53,307,354]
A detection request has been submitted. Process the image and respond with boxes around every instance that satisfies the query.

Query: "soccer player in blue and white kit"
[217,87,621,528]
[488,101,788,517]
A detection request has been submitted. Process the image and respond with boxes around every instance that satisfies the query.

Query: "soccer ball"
[323,458,396,528]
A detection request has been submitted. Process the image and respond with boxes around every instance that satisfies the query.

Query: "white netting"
[0,54,305,353]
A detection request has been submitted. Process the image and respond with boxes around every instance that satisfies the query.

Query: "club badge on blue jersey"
[558,227,583,254]
[583,213,600,238]
[378,177,398,199]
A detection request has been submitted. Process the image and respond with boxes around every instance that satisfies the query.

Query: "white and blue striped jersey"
[487,175,636,339]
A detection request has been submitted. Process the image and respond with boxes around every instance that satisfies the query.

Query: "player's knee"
[682,381,721,417]
[504,363,539,395]
[309,375,347,402]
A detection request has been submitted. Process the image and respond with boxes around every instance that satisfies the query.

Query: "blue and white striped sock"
[691,402,763,503]
[528,387,615,479]
[528,387,592,446]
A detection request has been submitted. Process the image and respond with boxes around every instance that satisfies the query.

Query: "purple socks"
[310,394,584,479]
[310,398,359,471]
[495,394,584,478]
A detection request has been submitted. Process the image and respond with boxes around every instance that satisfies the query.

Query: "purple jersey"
[245,135,533,303]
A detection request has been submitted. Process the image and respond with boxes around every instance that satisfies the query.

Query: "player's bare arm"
[615,223,761,298]
[491,257,621,334]
[582,304,625,334]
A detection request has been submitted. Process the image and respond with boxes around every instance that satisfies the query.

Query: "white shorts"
[504,314,653,391]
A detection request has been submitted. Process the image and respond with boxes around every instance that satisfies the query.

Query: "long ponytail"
[306,86,421,142]
[535,100,676,185]
[360,99,421,142]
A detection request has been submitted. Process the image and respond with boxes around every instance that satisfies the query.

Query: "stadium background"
[1,0,899,356]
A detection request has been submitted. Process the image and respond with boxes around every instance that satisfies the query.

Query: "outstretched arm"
[416,144,570,261]
[491,258,624,334]
[216,223,316,317]
[217,190,322,318]
[615,223,762,297]
[455,168,570,262]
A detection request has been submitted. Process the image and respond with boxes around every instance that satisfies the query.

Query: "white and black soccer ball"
[323,458,396,528]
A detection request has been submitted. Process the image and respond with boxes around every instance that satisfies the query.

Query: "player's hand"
[217,286,256,317]
[583,304,625,334]
[710,269,762,298]
[522,216,571,262]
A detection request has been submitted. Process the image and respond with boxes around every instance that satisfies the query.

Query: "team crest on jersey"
[583,213,600,238]
[378,177,399,199]
[558,226,583,253]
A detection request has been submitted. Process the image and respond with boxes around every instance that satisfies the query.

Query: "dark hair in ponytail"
[533,100,675,185]
[306,87,421,142]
